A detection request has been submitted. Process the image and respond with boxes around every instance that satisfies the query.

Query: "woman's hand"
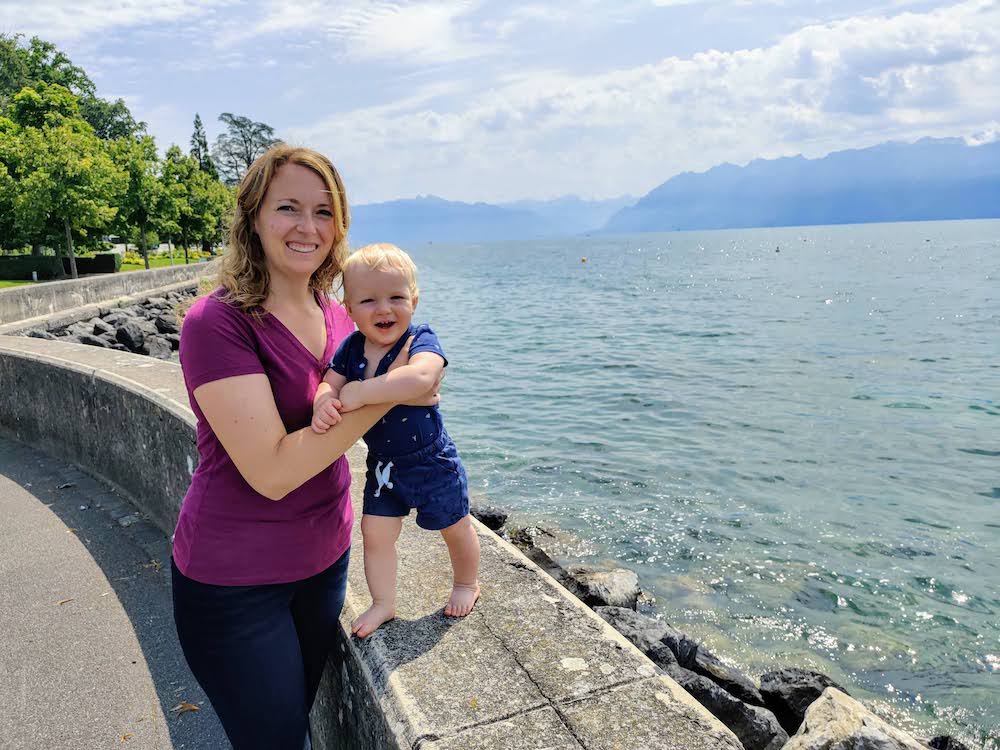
[388,336,443,407]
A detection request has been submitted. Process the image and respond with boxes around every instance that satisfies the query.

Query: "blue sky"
[4,0,998,203]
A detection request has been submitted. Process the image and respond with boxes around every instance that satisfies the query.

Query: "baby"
[312,243,481,638]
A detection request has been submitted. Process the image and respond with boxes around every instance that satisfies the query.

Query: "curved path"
[0,437,228,749]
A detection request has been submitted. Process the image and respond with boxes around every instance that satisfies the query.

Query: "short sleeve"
[328,334,355,376]
[409,324,448,368]
[179,293,266,391]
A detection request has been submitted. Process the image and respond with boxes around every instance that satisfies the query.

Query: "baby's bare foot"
[351,603,395,639]
[444,583,480,617]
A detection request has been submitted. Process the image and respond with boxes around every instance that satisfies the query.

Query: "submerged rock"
[760,667,849,734]
[784,688,926,750]
[929,737,971,750]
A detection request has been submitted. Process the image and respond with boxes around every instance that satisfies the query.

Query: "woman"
[171,144,438,750]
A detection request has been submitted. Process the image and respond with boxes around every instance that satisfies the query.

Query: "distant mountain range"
[349,137,1000,245]
[350,194,632,246]
[603,137,1000,233]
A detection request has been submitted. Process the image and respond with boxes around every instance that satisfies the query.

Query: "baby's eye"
[391,295,406,301]
[359,298,374,304]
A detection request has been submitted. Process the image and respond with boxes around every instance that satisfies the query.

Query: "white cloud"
[222,0,492,63]
[0,0,235,41]
[287,0,1000,202]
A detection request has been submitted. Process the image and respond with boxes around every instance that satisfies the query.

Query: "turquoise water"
[406,219,999,747]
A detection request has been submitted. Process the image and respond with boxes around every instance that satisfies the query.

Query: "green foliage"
[190,113,218,179]
[10,82,81,128]
[212,112,278,185]
[0,33,142,139]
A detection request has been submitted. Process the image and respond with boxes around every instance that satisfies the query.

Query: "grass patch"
[120,256,203,272]
[0,280,35,288]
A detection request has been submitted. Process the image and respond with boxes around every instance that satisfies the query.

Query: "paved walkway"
[0,437,228,749]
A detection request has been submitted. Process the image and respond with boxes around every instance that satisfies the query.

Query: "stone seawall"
[0,261,217,328]
[0,276,745,749]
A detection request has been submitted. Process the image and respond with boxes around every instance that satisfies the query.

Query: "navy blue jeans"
[171,549,350,750]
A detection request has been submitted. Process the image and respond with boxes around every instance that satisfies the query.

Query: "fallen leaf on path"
[57,598,74,606]
[468,697,479,710]
[57,482,77,489]
[171,702,200,716]
[143,559,162,572]
[120,733,133,742]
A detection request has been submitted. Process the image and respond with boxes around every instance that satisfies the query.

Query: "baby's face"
[343,265,417,346]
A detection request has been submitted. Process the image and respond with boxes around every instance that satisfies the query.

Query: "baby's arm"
[312,370,348,433]
[339,353,443,412]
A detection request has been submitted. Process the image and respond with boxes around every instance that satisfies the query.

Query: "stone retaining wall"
[0,278,744,749]
[0,261,217,328]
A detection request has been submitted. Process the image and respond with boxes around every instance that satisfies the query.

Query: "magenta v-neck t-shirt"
[173,288,356,585]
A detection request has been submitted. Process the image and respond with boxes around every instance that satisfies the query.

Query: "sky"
[2,0,998,203]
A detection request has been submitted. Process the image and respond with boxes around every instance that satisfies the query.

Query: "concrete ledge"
[0,261,217,328]
[0,332,743,749]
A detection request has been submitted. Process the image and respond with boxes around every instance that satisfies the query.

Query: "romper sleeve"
[327,332,358,377]
[409,324,448,368]
[179,293,266,391]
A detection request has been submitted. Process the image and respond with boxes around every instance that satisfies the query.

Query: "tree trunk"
[139,218,150,270]
[63,218,79,279]
[182,230,190,264]
[168,240,175,266]
[31,243,42,257]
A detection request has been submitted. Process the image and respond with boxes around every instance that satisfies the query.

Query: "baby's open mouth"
[375,321,395,329]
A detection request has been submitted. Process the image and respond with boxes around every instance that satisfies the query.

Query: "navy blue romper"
[328,324,469,530]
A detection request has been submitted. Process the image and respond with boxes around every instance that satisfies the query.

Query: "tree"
[212,112,278,185]
[12,117,126,278]
[190,113,217,179]
[114,135,177,270]
[0,34,142,139]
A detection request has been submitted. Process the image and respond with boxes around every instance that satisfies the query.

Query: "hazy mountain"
[499,195,636,235]
[350,194,636,245]
[603,137,1000,234]
[351,195,552,246]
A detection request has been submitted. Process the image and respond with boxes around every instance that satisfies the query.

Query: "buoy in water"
[580,257,588,263]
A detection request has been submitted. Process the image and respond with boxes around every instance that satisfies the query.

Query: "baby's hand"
[338,381,366,413]
[311,393,343,433]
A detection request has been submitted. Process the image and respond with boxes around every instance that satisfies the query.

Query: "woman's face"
[253,163,337,281]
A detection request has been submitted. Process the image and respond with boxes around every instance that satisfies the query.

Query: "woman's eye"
[317,209,333,217]
[278,205,295,212]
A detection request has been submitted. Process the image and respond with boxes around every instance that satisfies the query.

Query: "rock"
[145,296,170,308]
[761,667,850,734]
[115,322,145,351]
[666,664,788,750]
[25,330,57,340]
[929,738,971,750]
[77,334,110,348]
[136,317,158,336]
[141,336,173,360]
[784,688,926,750]
[507,526,568,581]
[102,310,131,326]
[154,313,179,334]
[164,333,181,350]
[470,504,507,530]
[593,606,679,669]
[92,318,115,336]
[686,644,765,707]
[564,565,641,609]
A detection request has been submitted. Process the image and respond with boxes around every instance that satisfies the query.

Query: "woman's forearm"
[264,403,390,500]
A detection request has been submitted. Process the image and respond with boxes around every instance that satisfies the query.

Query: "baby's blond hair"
[342,243,419,299]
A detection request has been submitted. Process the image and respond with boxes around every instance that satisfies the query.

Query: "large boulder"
[564,565,641,609]
[92,318,115,336]
[141,336,173,360]
[115,322,145,352]
[76,334,110,348]
[154,313,179,335]
[784,688,926,750]
[760,667,849,734]
[667,664,788,750]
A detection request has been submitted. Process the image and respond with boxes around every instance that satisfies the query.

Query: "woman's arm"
[195,374,390,500]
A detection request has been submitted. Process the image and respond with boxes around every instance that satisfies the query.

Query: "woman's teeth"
[287,242,317,253]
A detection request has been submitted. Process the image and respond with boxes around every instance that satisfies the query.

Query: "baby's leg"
[439,515,481,617]
[352,514,403,638]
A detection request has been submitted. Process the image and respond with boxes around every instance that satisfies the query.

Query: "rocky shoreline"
[20,288,194,358]
[471,505,973,750]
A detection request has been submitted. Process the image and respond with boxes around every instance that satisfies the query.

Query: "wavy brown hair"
[218,144,350,311]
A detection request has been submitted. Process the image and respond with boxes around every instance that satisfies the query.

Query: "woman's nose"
[297,213,316,233]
